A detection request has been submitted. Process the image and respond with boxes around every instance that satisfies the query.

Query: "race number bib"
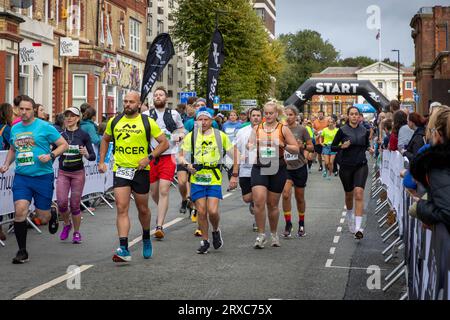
[284,151,298,161]
[259,147,276,159]
[63,145,80,156]
[17,152,34,167]
[116,167,136,180]
[194,173,212,185]
[225,127,236,134]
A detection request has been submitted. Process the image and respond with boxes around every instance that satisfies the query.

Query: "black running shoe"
[283,221,293,238]
[196,240,210,254]
[318,166,323,172]
[212,229,223,249]
[12,249,29,264]
[354,230,364,240]
[334,171,338,177]
[179,200,188,214]
[48,206,59,234]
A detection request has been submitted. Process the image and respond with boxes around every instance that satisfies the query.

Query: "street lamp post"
[391,49,401,101]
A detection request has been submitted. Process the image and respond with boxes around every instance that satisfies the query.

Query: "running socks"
[14,220,28,250]
[143,229,150,240]
[355,216,362,231]
[299,212,305,227]
[284,211,292,223]
[119,237,128,250]
[308,160,313,169]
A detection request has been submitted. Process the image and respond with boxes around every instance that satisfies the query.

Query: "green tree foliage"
[276,30,339,101]
[172,0,284,107]
[339,56,377,67]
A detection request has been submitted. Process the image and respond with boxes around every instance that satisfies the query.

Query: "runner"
[234,107,262,232]
[222,110,242,181]
[0,95,69,264]
[56,107,96,244]
[281,106,314,238]
[313,111,328,172]
[248,101,299,249]
[178,107,238,254]
[143,87,185,240]
[320,118,339,180]
[98,91,169,262]
[331,106,373,239]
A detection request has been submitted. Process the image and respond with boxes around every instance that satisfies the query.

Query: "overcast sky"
[276,0,449,67]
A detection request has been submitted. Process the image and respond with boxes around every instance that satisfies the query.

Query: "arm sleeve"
[83,133,96,161]
[330,129,344,152]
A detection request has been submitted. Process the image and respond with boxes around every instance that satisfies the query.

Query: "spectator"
[80,107,101,146]
[389,110,408,151]
[382,119,392,150]
[36,104,46,120]
[176,103,187,122]
[397,111,415,152]
[410,107,450,232]
[0,103,13,151]
[403,112,427,162]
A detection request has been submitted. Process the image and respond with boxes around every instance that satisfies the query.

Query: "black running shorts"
[338,164,368,193]
[113,170,150,194]
[251,165,287,194]
[314,144,323,154]
[177,164,189,173]
[286,165,308,188]
[239,177,252,196]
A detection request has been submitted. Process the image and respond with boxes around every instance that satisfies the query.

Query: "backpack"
[110,113,152,154]
[148,108,178,133]
[190,127,225,180]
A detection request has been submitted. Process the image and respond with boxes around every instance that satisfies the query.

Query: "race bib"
[63,145,80,156]
[225,127,236,134]
[17,152,34,167]
[116,167,136,180]
[260,147,276,159]
[284,151,298,161]
[194,173,212,185]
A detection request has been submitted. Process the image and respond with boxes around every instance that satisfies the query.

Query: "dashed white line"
[329,247,336,255]
[223,193,233,199]
[340,218,345,224]
[336,227,342,233]
[333,236,340,244]
[342,211,346,217]
[325,259,333,267]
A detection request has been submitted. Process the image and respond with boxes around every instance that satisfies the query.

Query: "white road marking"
[223,193,233,199]
[333,236,340,244]
[329,247,336,255]
[14,217,185,300]
[342,211,346,217]
[14,265,94,300]
[325,259,333,267]
[337,227,342,233]
[325,265,388,271]
[340,218,345,224]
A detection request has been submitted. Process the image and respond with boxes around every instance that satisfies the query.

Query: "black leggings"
[338,164,368,193]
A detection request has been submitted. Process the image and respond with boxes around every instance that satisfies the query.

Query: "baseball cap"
[64,107,81,116]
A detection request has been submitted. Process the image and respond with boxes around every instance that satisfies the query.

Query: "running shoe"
[60,223,72,241]
[112,246,131,263]
[283,221,293,238]
[318,165,323,172]
[143,238,153,259]
[196,240,210,254]
[298,226,306,237]
[72,231,82,244]
[179,200,188,214]
[354,229,364,240]
[334,171,338,177]
[322,170,327,178]
[191,210,198,223]
[12,249,29,264]
[194,229,202,237]
[347,215,355,234]
[212,229,223,249]
[154,226,165,240]
[48,206,59,234]
[252,223,258,232]
[254,233,267,249]
[271,233,281,247]
[249,202,255,215]
[326,175,331,181]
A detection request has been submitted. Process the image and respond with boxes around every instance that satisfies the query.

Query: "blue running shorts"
[12,173,54,210]
[190,184,223,202]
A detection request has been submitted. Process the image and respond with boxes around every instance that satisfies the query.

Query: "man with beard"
[98,91,169,263]
[143,87,185,240]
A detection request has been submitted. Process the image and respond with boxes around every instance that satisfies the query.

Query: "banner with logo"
[19,43,42,66]
[60,37,80,57]
[140,33,175,103]
[206,28,224,109]
[0,151,15,215]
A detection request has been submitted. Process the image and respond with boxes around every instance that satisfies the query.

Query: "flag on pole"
[376,29,380,40]
[206,29,225,109]
[140,33,175,103]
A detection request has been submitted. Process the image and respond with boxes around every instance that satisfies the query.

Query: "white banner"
[0,151,15,215]
[60,37,79,57]
[19,43,42,66]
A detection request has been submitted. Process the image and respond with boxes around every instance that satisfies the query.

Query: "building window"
[157,7,164,15]
[147,14,153,37]
[168,65,173,85]
[178,81,183,88]
[5,55,14,104]
[119,23,126,48]
[405,81,413,90]
[391,81,397,89]
[377,82,384,90]
[157,70,163,82]
[73,74,87,107]
[168,90,173,98]
[255,8,265,20]
[129,18,141,54]
[19,65,30,96]
[157,20,164,35]
[94,76,100,112]
[168,0,174,9]
[106,13,113,47]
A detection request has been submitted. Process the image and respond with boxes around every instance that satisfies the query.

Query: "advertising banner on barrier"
[0,151,15,215]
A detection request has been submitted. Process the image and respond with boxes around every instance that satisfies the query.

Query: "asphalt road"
[0,162,404,300]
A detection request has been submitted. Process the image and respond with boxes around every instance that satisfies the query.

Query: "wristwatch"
[148,154,154,161]
[50,152,56,161]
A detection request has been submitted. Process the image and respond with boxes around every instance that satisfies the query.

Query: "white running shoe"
[347,214,355,234]
[254,233,267,249]
[271,233,281,247]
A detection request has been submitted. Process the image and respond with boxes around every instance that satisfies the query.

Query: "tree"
[276,30,340,101]
[382,58,404,68]
[171,0,284,107]
[339,56,377,67]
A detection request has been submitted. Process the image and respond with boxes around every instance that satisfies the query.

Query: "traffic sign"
[240,99,257,107]
[219,104,233,111]
[214,96,220,109]
[179,91,197,104]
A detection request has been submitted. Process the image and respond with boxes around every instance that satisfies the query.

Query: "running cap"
[196,107,213,119]
[64,107,81,116]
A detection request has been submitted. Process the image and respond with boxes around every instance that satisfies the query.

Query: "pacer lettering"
[116,146,145,155]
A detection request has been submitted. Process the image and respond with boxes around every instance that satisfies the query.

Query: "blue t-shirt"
[10,119,62,177]
[184,118,219,132]
[222,121,242,142]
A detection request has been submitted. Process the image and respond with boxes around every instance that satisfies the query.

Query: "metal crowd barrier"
[370,150,450,300]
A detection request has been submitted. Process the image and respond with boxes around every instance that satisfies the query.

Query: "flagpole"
[378,28,382,62]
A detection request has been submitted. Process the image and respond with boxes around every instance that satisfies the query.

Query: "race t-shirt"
[234,125,257,178]
[285,124,310,170]
[181,129,233,185]
[105,115,162,171]
[322,127,339,146]
[10,118,62,176]
[143,108,184,155]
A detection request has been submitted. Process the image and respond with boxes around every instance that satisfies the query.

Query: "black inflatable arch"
[284,79,390,113]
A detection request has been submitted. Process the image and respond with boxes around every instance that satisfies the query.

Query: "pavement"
[0,161,405,300]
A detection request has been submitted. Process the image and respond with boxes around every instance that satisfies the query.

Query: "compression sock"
[14,221,28,251]
[119,237,128,250]
[284,211,292,223]
[299,212,305,227]
[143,229,150,240]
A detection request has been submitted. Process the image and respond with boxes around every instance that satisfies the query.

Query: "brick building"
[411,6,450,115]
[252,0,275,39]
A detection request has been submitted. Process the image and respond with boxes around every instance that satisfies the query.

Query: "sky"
[276,0,450,67]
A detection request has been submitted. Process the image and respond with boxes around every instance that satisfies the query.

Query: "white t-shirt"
[234,125,257,178]
[143,108,184,155]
